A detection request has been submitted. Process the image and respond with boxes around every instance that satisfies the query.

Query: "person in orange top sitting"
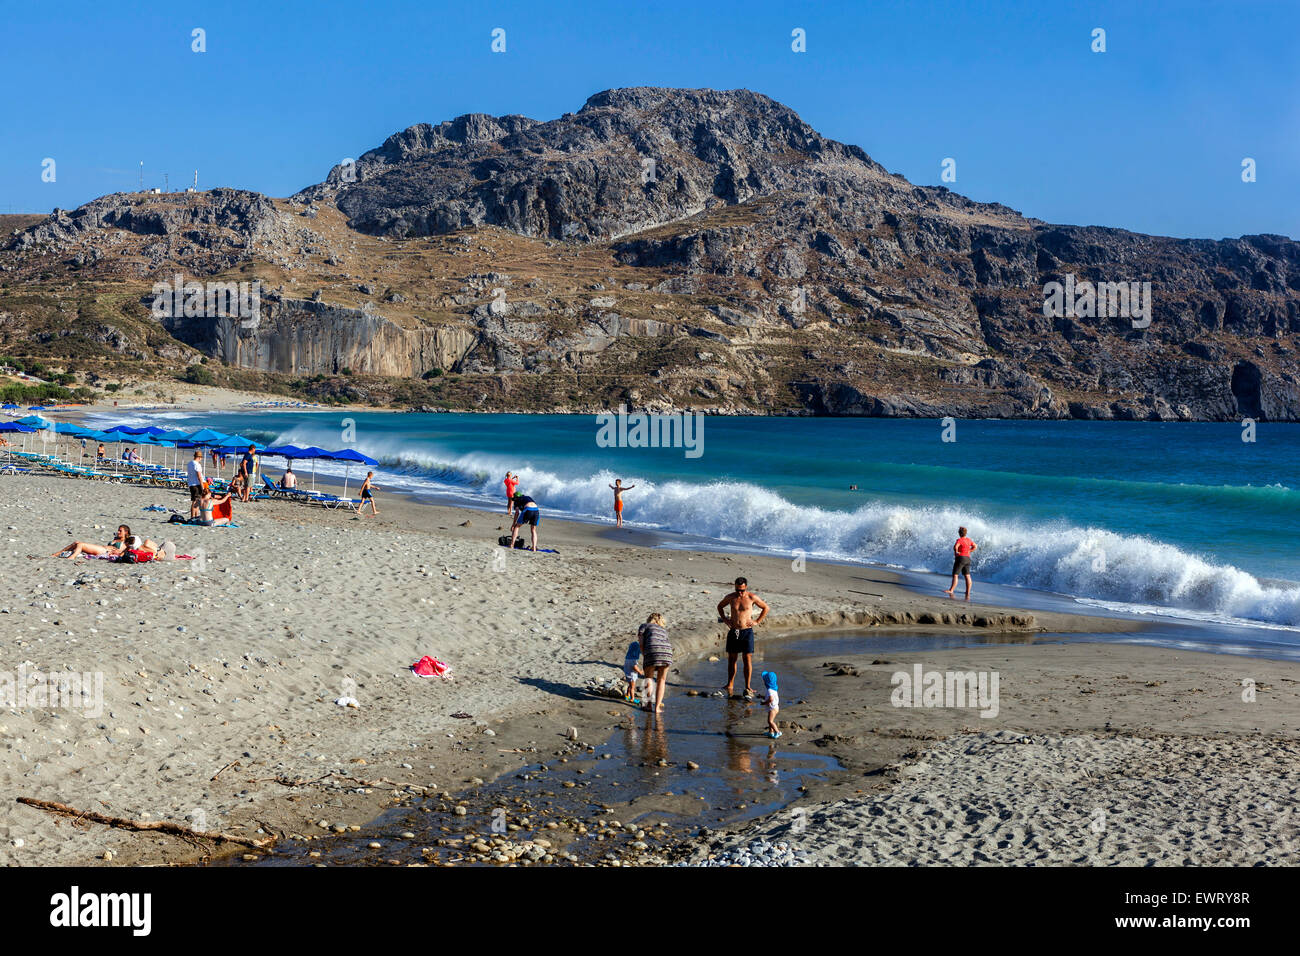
[944,526,978,600]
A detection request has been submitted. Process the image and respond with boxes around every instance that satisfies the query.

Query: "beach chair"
[313,493,363,510]
[260,474,295,500]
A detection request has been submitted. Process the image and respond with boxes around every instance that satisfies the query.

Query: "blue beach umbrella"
[216,434,265,450]
[184,428,231,446]
[326,448,379,497]
[260,444,312,459]
[0,420,37,454]
[261,445,333,491]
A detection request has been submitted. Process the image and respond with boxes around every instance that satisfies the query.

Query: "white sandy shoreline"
[2,463,1291,868]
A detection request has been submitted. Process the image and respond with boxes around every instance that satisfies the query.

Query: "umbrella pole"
[342,463,350,499]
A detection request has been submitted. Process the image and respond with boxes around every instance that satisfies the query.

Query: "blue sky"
[1,0,1296,239]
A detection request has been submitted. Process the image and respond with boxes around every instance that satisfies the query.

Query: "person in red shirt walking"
[503,472,519,515]
[944,526,978,600]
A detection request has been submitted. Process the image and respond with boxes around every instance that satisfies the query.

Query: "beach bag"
[118,548,153,563]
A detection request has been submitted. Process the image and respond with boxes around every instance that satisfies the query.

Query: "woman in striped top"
[638,612,673,713]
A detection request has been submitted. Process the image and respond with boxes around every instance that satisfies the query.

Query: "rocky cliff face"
[158,294,475,378]
[4,87,1298,419]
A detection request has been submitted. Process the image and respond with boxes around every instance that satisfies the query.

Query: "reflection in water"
[623,711,671,765]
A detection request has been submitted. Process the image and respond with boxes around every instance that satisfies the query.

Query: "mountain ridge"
[2,87,1297,420]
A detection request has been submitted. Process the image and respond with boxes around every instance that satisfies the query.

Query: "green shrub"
[180,365,215,386]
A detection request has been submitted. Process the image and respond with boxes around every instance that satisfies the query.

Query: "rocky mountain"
[2,87,1297,419]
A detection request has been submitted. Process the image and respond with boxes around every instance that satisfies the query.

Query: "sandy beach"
[676,641,1300,866]
[0,463,1295,867]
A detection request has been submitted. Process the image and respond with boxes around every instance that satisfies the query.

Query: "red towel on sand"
[411,656,452,678]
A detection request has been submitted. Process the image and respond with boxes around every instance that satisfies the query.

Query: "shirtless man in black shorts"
[715,577,770,700]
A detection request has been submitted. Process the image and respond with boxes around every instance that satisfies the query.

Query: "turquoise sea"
[95,411,1300,633]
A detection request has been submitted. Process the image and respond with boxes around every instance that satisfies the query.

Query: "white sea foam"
[98,416,1300,630]
[283,436,1300,629]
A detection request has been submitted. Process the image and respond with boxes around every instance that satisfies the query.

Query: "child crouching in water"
[623,640,644,704]
[759,670,781,739]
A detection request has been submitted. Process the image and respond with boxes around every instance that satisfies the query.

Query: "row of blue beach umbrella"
[0,418,378,495]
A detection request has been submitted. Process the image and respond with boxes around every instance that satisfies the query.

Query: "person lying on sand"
[120,534,166,559]
[43,524,131,559]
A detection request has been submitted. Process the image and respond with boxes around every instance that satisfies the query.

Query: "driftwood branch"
[16,797,272,848]
[261,772,426,793]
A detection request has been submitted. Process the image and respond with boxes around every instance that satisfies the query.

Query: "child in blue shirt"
[623,640,644,703]
[758,670,781,738]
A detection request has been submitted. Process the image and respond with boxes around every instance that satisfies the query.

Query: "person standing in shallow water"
[715,577,769,700]
[638,612,673,713]
[609,478,636,528]
[503,471,519,515]
[945,526,978,600]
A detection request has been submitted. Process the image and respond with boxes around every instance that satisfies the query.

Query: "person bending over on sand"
[716,577,769,700]
[509,492,541,551]
[45,524,131,559]
[356,472,379,516]
[504,471,519,515]
[638,612,673,713]
[945,526,978,600]
[609,478,636,528]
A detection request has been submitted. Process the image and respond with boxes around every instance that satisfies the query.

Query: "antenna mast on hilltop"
[138,161,143,191]
[164,173,169,193]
